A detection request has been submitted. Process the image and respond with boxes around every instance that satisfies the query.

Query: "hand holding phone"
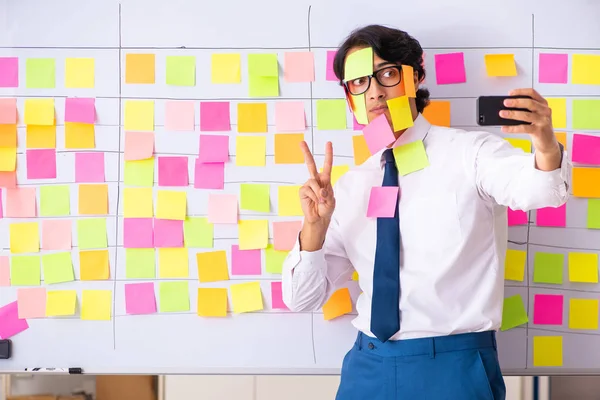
[477,95,533,126]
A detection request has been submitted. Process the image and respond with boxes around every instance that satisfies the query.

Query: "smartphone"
[0,339,11,359]
[477,95,532,126]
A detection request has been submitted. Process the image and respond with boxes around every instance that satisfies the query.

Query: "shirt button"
[368,343,374,350]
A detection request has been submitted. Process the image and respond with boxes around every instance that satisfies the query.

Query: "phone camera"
[479,115,485,124]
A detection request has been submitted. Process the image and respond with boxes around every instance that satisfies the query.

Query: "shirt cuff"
[289,233,327,273]
[529,144,570,195]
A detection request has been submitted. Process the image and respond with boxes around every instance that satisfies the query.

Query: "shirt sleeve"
[473,132,571,210]
[281,214,355,312]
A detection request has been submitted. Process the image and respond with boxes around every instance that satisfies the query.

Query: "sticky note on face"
[238,219,269,250]
[211,53,241,84]
[484,54,517,77]
[387,96,414,132]
[568,252,598,282]
[81,290,112,320]
[573,99,600,130]
[572,54,600,85]
[125,53,155,84]
[230,282,264,313]
[362,113,396,154]
[349,93,368,125]
[166,55,195,86]
[323,287,353,320]
[569,298,599,330]
[159,281,190,312]
[393,140,429,176]
[344,47,373,82]
[46,290,77,316]
[278,185,303,216]
[65,58,95,88]
[79,249,110,280]
[533,336,562,367]
[504,249,527,281]
[500,294,528,331]
[237,103,267,133]
[533,252,564,284]
[401,65,416,97]
[10,256,40,286]
[42,252,74,284]
[533,294,563,325]
[197,250,230,283]
[197,288,228,317]
[573,167,600,198]
[434,52,466,85]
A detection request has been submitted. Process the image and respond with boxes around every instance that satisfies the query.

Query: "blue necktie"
[370,148,400,342]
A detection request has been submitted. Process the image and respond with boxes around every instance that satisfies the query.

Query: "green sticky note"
[166,56,195,86]
[316,99,347,130]
[10,255,41,286]
[249,76,279,97]
[159,281,190,312]
[26,58,56,88]
[39,185,71,216]
[183,218,213,248]
[240,184,270,212]
[248,54,278,77]
[42,252,74,284]
[124,158,155,187]
[125,248,156,278]
[393,140,430,176]
[587,199,600,229]
[77,218,108,250]
[344,47,373,81]
[573,99,600,130]
[265,244,288,274]
[500,295,529,331]
[533,252,564,284]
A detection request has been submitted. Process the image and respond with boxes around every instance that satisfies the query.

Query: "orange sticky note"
[555,132,567,149]
[0,124,17,147]
[26,125,56,148]
[402,65,416,97]
[423,101,451,127]
[323,287,353,320]
[352,135,372,166]
[197,288,228,317]
[237,103,267,133]
[197,250,230,282]
[80,249,110,280]
[65,122,95,149]
[126,54,155,84]
[78,184,108,215]
[573,167,600,198]
[0,172,17,189]
[274,133,304,164]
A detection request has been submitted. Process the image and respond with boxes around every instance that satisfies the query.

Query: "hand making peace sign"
[299,141,336,224]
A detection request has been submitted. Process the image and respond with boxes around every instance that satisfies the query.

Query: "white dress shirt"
[281,113,571,340]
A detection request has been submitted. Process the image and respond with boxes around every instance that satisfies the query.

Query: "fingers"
[321,141,333,183]
[509,88,547,105]
[501,123,537,134]
[500,109,536,124]
[300,179,322,204]
[300,141,319,181]
[503,98,547,116]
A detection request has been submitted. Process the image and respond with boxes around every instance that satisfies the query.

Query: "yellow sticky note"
[0,148,16,172]
[24,99,54,126]
[197,250,230,283]
[344,47,373,81]
[236,136,266,166]
[350,93,368,125]
[81,290,112,320]
[546,98,567,129]
[46,290,77,316]
[533,336,563,367]
[10,222,40,254]
[158,248,189,278]
[125,53,155,84]
[230,282,264,314]
[572,54,600,85]
[278,185,302,216]
[321,165,350,187]
[423,101,451,127]
[555,132,567,150]
[402,65,416,97]
[65,58,95,88]
[387,96,414,131]
[211,53,241,83]
[323,287,353,320]
[569,298,599,330]
[27,125,56,148]
[65,122,95,149]
[573,167,600,198]
[393,140,429,176]
[124,188,153,218]
[197,288,228,317]
[274,133,304,164]
[506,138,532,153]
[352,271,359,281]
[568,252,598,283]
[125,100,154,131]
[78,184,108,215]
[156,190,187,221]
[484,54,517,77]
[80,249,110,280]
[237,103,267,133]
[505,249,526,281]
[239,219,268,250]
[352,135,371,166]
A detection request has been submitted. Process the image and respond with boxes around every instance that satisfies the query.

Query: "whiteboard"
[0,0,599,375]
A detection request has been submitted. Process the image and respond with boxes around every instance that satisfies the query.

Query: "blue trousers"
[336,331,506,400]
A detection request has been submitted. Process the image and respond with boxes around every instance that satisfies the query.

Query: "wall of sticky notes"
[0,0,599,375]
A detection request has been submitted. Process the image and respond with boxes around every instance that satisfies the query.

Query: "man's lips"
[370,105,388,115]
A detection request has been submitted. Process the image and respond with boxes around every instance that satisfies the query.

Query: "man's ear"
[413,71,419,89]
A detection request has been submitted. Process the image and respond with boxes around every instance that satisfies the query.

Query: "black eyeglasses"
[342,65,403,96]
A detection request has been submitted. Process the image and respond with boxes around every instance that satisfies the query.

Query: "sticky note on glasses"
[387,96,414,131]
[350,94,368,125]
[344,47,373,81]
[402,65,416,97]
[392,140,429,176]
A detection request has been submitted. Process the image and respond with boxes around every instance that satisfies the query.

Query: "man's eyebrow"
[374,61,396,69]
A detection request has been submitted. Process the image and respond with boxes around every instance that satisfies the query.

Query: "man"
[281,25,570,399]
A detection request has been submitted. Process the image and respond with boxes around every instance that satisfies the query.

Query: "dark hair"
[333,24,430,113]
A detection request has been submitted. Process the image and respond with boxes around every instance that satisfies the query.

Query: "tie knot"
[383,148,395,165]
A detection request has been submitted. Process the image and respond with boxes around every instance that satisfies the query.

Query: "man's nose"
[367,79,386,100]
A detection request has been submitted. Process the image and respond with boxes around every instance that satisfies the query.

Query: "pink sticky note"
[75,152,105,183]
[0,57,19,87]
[367,186,399,218]
[194,160,224,189]
[158,156,189,187]
[273,221,302,251]
[27,149,56,179]
[199,135,229,163]
[208,194,238,224]
[124,131,154,161]
[42,220,72,250]
[17,287,46,319]
[0,257,9,286]
[0,188,3,218]
[508,208,527,226]
[165,101,195,131]
[539,53,568,84]
[537,204,566,227]
[271,281,288,310]
[435,52,466,85]
[362,114,396,154]
[533,294,563,325]
[200,102,230,131]
[231,244,261,275]
[125,282,157,315]
[124,218,154,248]
[154,219,183,247]
[275,102,306,131]
[6,188,37,217]
[0,172,17,189]
[353,114,366,131]
[0,301,29,339]
[65,98,95,124]
[284,52,315,82]
[0,98,17,124]
[572,133,600,165]
[326,51,337,81]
